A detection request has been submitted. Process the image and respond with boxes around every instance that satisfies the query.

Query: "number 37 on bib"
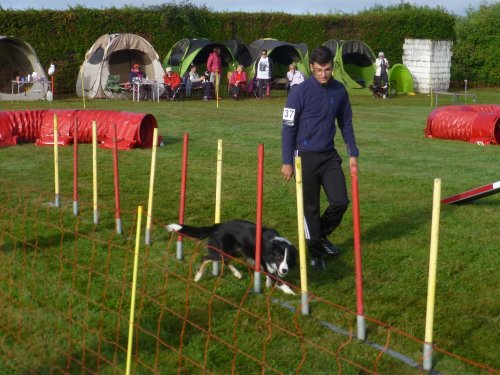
[282,107,295,126]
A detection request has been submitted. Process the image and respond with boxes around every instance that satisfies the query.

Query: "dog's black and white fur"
[166,220,297,295]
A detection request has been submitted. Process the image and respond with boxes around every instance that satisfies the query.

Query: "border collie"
[166,220,297,295]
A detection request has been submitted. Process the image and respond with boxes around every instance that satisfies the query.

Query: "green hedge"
[0,2,497,93]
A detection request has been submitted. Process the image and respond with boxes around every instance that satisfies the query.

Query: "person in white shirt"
[374,52,389,98]
[254,49,273,98]
[286,63,305,92]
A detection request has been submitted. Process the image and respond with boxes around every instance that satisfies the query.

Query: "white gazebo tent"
[0,36,49,101]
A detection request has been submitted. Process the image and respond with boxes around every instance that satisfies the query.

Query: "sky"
[0,0,485,16]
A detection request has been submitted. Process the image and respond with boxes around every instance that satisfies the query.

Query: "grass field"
[0,88,499,374]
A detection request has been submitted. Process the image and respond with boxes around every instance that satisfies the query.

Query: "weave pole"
[53,114,60,208]
[73,118,79,216]
[177,133,189,260]
[145,128,159,245]
[294,156,309,315]
[215,72,220,109]
[92,121,99,225]
[125,206,143,375]
[212,139,223,276]
[112,123,122,235]
[254,144,264,293]
[423,178,442,371]
[350,164,366,341]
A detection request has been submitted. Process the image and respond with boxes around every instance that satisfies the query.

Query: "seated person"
[229,64,247,99]
[128,63,151,99]
[128,63,144,83]
[188,64,213,101]
[163,67,181,100]
[286,63,305,91]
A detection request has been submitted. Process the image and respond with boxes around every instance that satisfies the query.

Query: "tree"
[452,2,500,85]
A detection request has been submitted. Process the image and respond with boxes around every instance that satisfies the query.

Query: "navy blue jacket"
[281,76,359,165]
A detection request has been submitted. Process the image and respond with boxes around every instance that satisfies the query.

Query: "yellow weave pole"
[213,139,223,276]
[423,178,441,371]
[145,128,158,245]
[53,114,60,208]
[92,121,99,225]
[80,65,86,109]
[215,72,220,109]
[126,206,143,375]
[294,156,309,315]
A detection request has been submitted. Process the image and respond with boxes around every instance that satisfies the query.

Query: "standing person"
[163,66,181,100]
[207,46,222,99]
[281,46,359,270]
[229,64,247,99]
[374,52,389,99]
[286,63,305,92]
[254,49,273,98]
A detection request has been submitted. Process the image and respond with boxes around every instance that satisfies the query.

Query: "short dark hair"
[310,46,334,65]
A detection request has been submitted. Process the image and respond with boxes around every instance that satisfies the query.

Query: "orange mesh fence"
[0,190,497,374]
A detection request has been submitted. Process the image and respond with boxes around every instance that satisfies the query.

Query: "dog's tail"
[165,223,220,240]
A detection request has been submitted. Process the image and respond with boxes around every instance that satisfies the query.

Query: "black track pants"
[297,150,349,256]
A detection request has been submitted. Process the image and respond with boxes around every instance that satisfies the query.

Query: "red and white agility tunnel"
[0,110,160,149]
[425,105,500,145]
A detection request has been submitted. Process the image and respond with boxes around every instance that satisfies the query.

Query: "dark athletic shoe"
[320,238,340,256]
[310,257,326,270]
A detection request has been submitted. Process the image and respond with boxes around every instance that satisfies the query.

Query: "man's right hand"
[281,164,294,181]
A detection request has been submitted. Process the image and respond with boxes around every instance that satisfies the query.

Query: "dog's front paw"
[166,223,182,232]
[278,283,296,295]
[266,275,274,288]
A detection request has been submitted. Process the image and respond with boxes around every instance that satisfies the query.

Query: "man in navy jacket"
[281,46,359,270]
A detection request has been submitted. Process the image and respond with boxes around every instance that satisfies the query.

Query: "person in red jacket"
[163,66,181,100]
[206,46,222,98]
[229,64,247,99]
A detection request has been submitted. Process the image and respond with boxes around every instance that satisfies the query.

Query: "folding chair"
[104,74,129,99]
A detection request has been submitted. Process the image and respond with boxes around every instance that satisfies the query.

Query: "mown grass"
[0,88,499,374]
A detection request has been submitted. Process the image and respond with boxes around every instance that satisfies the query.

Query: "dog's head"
[266,237,297,277]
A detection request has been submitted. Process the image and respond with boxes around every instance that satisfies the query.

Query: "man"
[281,46,359,270]
[254,49,273,98]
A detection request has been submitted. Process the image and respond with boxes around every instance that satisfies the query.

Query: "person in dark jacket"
[281,46,359,270]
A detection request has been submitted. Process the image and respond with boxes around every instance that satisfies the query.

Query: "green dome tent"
[225,39,253,68]
[163,38,236,78]
[248,38,310,80]
[388,63,414,95]
[333,40,376,90]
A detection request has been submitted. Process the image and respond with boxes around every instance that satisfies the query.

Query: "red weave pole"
[112,123,122,234]
[73,118,79,205]
[255,144,264,273]
[351,164,365,339]
[178,133,189,243]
